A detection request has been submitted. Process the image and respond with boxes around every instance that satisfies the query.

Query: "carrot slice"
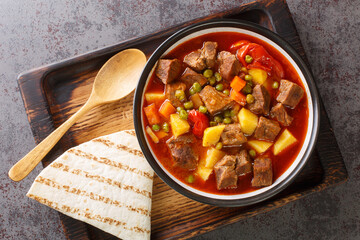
[230,89,247,106]
[230,76,247,92]
[144,103,161,125]
[155,130,168,140]
[158,100,176,119]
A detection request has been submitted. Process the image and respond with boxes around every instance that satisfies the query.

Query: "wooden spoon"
[9,49,147,181]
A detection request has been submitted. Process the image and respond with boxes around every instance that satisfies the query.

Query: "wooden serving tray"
[18,0,348,239]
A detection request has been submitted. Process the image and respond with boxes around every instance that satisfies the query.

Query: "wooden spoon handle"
[8,100,97,181]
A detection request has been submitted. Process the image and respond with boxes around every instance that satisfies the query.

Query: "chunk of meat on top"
[252,157,273,187]
[247,84,271,115]
[220,124,247,146]
[199,85,235,115]
[183,49,206,72]
[165,81,186,108]
[254,116,281,142]
[202,41,218,68]
[166,134,198,170]
[270,103,293,126]
[155,59,182,84]
[214,155,238,190]
[276,79,304,109]
[180,67,208,88]
[217,51,241,81]
[235,150,252,176]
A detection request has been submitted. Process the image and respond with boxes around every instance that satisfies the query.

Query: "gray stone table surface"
[0,0,359,239]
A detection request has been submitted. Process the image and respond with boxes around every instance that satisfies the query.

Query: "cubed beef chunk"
[220,124,247,146]
[235,150,252,176]
[199,85,235,115]
[270,103,293,126]
[166,134,198,170]
[276,80,304,108]
[254,116,281,141]
[252,157,273,187]
[165,81,186,108]
[183,49,206,72]
[202,41,218,68]
[155,59,181,84]
[248,84,271,115]
[214,155,238,190]
[217,51,241,81]
[180,67,208,88]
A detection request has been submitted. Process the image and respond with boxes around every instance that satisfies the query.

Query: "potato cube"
[248,69,267,85]
[204,148,225,168]
[202,125,226,147]
[196,166,213,181]
[170,114,190,138]
[145,92,165,104]
[248,140,273,153]
[238,108,259,135]
[190,93,204,109]
[146,126,159,143]
[273,129,297,155]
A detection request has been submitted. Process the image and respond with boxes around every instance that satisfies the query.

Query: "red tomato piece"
[188,110,209,138]
[230,40,250,50]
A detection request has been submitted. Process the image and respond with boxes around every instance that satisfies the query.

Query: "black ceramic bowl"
[134,19,320,207]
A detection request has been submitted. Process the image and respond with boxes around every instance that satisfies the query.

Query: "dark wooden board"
[17,0,348,239]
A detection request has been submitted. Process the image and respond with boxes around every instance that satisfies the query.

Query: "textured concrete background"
[0,0,359,239]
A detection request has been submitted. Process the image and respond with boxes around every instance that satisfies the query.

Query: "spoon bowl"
[8,48,146,181]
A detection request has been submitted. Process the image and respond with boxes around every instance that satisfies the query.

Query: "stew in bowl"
[134,20,319,206]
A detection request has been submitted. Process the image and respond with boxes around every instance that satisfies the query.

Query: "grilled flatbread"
[27,130,154,240]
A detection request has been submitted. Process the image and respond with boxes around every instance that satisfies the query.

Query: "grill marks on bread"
[27,194,150,234]
[34,176,151,216]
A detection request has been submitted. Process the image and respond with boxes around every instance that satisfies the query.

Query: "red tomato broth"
[142,32,309,195]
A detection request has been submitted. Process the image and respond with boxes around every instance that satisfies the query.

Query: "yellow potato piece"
[170,114,190,138]
[273,129,298,155]
[145,92,165,103]
[238,108,259,135]
[202,125,226,147]
[146,126,159,143]
[196,166,213,181]
[204,148,225,169]
[248,140,273,153]
[248,69,268,85]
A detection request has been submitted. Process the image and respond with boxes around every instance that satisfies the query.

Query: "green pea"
[223,117,232,124]
[244,74,253,81]
[184,101,194,110]
[177,106,184,112]
[208,76,216,86]
[192,82,202,93]
[210,121,217,127]
[230,109,237,117]
[246,94,255,104]
[223,110,231,118]
[189,87,196,95]
[241,67,248,73]
[242,83,252,94]
[215,142,223,150]
[214,115,223,123]
[215,83,224,91]
[249,149,256,158]
[179,110,188,120]
[203,69,213,78]
[214,72,222,82]
[223,89,230,96]
[199,106,207,114]
[272,81,279,89]
[162,122,170,133]
[152,124,160,131]
[245,55,253,63]
[247,80,253,87]
[175,89,185,101]
[186,174,195,184]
